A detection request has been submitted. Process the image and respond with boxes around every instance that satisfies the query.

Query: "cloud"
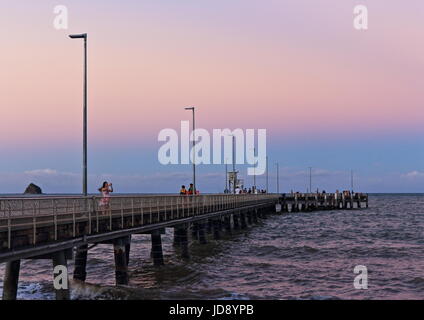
[401,171,424,179]
[24,169,58,175]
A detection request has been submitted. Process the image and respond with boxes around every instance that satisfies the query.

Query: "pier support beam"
[207,219,213,234]
[213,219,221,240]
[247,212,253,225]
[233,214,240,229]
[198,222,207,244]
[151,230,164,266]
[224,216,232,234]
[173,227,181,247]
[240,212,247,229]
[73,244,88,282]
[179,226,190,260]
[191,223,199,240]
[253,210,259,223]
[113,238,129,285]
[125,236,131,266]
[52,251,70,300]
[2,260,21,300]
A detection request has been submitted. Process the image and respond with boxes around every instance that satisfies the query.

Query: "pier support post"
[179,226,190,260]
[247,212,253,225]
[207,219,213,234]
[253,210,259,223]
[113,238,129,285]
[2,260,21,300]
[224,216,232,234]
[240,212,247,229]
[151,230,164,266]
[73,244,88,282]
[173,227,181,247]
[198,222,207,244]
[213,219,221,240]
[52,251,70,300]
[125,236,131,266]
[233,214,240,229]
[191,223,199,240]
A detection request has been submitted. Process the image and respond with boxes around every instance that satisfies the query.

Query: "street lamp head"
[184,107,194,110]
[69,33,87,39]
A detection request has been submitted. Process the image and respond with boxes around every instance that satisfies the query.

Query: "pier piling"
[224,216,232,234]
[113,238,129,285]
[2,260,21,300]
[233,214,240,229]
[52,250,70,300]
[213,219,221,240]
[179,226,190,259]
[73,244,88,282]
[125,236,131,266]
[151,230,164,266]
[247,212,253,224]
[240,212,247,229]
[198,222,207,244]
[173,228,181,247]
[191,223,199,240]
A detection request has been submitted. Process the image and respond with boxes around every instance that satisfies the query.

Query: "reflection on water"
[1,194,423,300]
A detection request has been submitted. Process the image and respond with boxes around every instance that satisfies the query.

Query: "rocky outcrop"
[24,183,43,194]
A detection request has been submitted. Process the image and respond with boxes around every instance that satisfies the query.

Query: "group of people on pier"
[223,186,268,194]
[179,183,199,195]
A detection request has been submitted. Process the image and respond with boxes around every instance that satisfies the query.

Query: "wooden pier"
[280,192,368,212]
[0,192,368,300]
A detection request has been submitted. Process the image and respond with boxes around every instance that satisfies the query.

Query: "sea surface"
[0,194,423,300]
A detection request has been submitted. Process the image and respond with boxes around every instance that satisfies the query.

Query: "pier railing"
[0,194,280,250]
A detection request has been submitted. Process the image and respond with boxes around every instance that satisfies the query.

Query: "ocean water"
[0,194,423,300]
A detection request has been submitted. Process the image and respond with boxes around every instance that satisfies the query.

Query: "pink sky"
[1,0,423,148]
[0,0,424,193]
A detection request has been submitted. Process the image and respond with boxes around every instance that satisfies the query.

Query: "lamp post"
[252,147,256,192]
[275,162,280,193]
[69,33,88,196]
[351,170,354,193]
[225,158,228,193]
[266,156,269,193]
[185,107,196,194]
[227,134,237,194]
[308,167,312,194]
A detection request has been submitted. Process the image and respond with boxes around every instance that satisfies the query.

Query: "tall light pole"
[252,147,256,191]
[69,33,88,196]
[185,107,196,193]
[232,135,236,193]
[227,134,237,194]
[275,162,280,193]
[225,158,228,193]
[351,170,354,193]
[266,156,269,193]
[308,167,312,194]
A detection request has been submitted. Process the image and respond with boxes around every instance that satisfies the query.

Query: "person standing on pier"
[188,183,194,195]
[180,185,187,195]
[99,181,113,214]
